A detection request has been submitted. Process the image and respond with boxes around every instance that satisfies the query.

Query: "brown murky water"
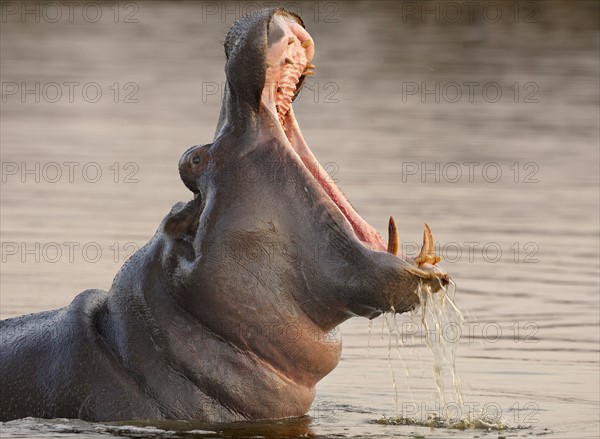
[1,1,599,438]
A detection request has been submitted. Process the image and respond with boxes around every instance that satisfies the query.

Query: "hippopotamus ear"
[164,196,203,241]
[179,144,212,194]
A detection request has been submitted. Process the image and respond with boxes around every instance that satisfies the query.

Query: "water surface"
[1,1,598,438]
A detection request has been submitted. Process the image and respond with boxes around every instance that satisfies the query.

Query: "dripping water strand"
[417,279,465,406]
[366,318,373,357]
[382,310,399,412]
[392,312,415,403]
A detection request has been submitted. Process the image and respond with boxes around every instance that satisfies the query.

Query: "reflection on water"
[0,416,316,438]
[1,1,598,438]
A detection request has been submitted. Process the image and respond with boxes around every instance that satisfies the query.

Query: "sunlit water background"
[1,1,598,438]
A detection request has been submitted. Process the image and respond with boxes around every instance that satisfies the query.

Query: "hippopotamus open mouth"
[0,8,451,424]
[177,10,450,326]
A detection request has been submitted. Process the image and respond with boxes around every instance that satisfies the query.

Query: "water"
[1,1,598,438]
[417,282,465,407]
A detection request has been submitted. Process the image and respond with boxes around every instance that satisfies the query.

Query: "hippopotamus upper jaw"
[213,9,313,141]
[175,8,450,332]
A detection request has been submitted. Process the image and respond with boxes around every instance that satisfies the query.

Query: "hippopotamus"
[0,8,449,422]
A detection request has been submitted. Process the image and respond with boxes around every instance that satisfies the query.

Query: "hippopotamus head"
[168,8,448,328]
[153,8,450,417]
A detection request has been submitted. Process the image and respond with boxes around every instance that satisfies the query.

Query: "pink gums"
[262,14,387,253]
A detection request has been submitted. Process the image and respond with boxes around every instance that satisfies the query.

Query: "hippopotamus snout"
[338,235,450,321]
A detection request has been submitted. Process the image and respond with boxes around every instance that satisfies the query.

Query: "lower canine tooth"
[415,223,441,266]
[387,216,400,256]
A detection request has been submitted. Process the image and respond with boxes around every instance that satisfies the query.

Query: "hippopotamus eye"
[192,156,201,165]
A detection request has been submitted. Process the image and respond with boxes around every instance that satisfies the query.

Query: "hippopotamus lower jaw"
[254,97,450,322]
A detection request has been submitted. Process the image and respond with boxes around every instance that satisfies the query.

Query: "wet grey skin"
[0,9,449,422]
